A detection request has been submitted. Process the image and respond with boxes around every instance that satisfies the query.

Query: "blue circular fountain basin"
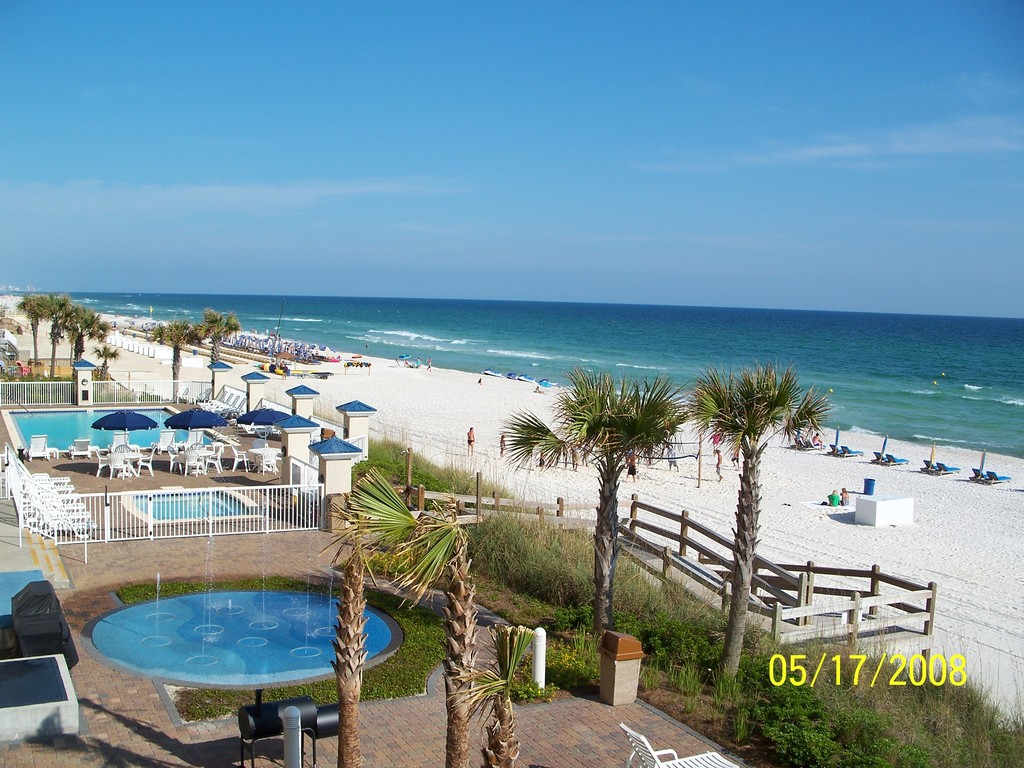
[89,590,395,687]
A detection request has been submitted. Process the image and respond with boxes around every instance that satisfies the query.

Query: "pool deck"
[0,416,744,767]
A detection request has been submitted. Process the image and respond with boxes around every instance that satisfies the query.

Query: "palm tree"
[348,470,478,768]
[153,320,201,400]
[457,625,535,768]
[504,368,685,636]
[329,501,370,768]
[67,306,111,363]
[41,293,74,378]
[683,364,830,675]
[16,294,46,364]
[93,344,120,381]
[200,308,242,363]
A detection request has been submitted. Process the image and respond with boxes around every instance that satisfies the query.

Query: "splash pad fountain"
[88,589,398,687]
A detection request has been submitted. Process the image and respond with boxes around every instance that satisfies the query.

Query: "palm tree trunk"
[211,335,221,364]
[722,452,761,675]
[30,321,40,364]
[443,546,478,768]
[333,553,367,768]
[592,464,621,636]
[49,332,59,378]
[483,699,519,768]
[171,350,182,401]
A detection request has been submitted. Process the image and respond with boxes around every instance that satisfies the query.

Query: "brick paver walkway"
[0,529,741,767]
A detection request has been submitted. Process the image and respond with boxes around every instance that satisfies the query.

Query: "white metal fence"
[2,445,323,549]
[92,379,210,405]
[0,381,75,407]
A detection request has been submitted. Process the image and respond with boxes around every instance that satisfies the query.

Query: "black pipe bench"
[237,692,341,768]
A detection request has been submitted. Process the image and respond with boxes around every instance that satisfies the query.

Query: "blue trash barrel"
[863,478,876,495]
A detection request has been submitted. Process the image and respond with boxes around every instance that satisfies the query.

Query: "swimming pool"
[9,408,203,452]
[131,491,257,521]
[88,590,399,686]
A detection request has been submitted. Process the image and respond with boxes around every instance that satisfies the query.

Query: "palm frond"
[452,625,535,716]
[394,498,467,603]
[347,468,418,545]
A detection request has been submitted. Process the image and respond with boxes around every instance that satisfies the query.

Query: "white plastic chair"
[258,449,279,475]
[229,445,251,472]
[136,447,157,477]
[620,724,738,768]
[204,443,225,474]
[183,447,205,476]
[109,446,137,479]
[28,435,59,461]
[152,429,176,454]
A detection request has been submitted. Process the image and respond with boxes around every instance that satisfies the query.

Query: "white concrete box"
[0,654,79,741]
[854,494,914,527]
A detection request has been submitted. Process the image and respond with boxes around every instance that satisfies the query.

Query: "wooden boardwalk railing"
[622,496,938,646]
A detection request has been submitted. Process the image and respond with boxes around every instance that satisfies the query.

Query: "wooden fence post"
[849,592,862,640]
[493,491,501,512]
[677,509,688,557]
[772,601,783,642]
[476,472,483,523]
[557,497,564,518]
[869,564,881,617]
[797,572,809,627]
[629,496,639,531]
[925,581,938,636]
[417,485,425,511]
[404,447,413,505]
[536,505,544,523]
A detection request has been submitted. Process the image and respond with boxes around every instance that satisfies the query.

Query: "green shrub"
[545,634,599,691]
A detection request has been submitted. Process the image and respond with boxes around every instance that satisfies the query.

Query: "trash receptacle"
[599,631,645,706]
[864,478,876,495]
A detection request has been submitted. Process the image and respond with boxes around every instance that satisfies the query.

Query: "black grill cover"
[11,581,78,669]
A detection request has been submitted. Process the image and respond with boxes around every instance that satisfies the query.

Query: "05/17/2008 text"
[768,652,966,688]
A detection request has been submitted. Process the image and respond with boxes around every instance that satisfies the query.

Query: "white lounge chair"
[28,435,59,461]
[620,724,738,768]
[152,429,176,455]
[67,438,94,460]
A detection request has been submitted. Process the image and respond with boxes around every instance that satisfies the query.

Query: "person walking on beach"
[499,433,506,457]
[731,445,740,468]
[467,427,476,456]
[626,452,638,481]
[715,448,723,481]
[427,357,432,371]
[667,443,678,471]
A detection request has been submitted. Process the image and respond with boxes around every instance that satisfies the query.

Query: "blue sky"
[1,2,1022,317]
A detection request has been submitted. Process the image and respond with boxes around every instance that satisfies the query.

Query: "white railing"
[288,455,320,487]
[0,381,75,407]
[92,379,210,405]
[76,483,323,542]
[3,444,323,547]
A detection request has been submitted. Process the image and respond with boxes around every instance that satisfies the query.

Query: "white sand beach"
[4,302,1023,711]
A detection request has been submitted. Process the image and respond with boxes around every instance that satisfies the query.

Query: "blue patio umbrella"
[92,410,158,432]
[236,408,287,426]
[164,409,229,430]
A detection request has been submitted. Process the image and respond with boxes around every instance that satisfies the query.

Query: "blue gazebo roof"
[72,359,98,370]
[286,384,320,397]
[208,361,234,370]
[336,400,377,414]
[309,436,362,456]
[241,371,271,382]
[275,414,320,430]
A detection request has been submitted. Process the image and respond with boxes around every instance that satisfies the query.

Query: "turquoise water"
[133,492,253,521]
[11,408,192,452]
[90,590,394,686]
[70,293,1024,457]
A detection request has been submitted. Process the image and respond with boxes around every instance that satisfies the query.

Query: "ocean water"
[71,293,1024,458]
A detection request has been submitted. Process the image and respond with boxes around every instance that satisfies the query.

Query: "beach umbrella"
[236,408,287,426]
[397,354,410,361]
[164,409,229,430]
[880,435,888,457]
[979,450,987,474]
[930,443,936,466]
[834,428,840,450]
[91,410,158,432]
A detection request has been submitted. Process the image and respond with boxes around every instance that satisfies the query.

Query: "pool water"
[133,492,255,521]
[89,590,396,686]
[10,408,201,452]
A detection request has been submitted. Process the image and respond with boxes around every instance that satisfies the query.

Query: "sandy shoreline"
[3,300,1023,711]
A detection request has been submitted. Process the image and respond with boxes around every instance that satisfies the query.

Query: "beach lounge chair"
[920,460,938,474]
[67,438,94,460]
[152,429,176,454]
[870,452,885,464]
[884,454,909,465]
[619,723,738,767]
[934,462,960,475]
[827,444,842,457]
[839,446,864,458]
[985,471,1011,484]
[28,435,59,461]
